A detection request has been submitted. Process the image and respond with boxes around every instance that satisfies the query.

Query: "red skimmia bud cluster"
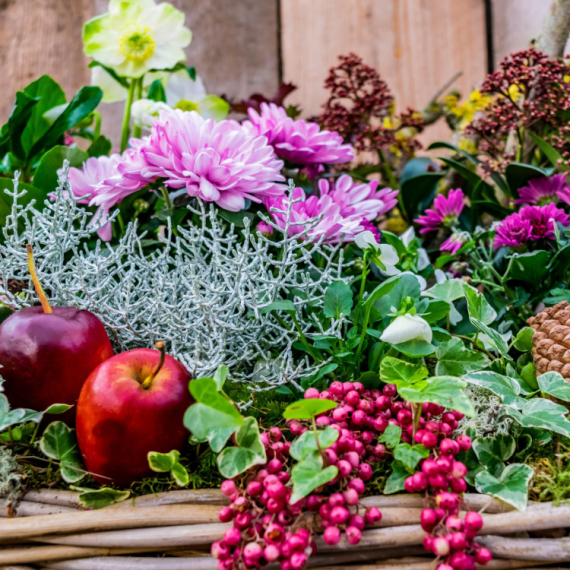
[465,48,570,170]
[319,53,424,157]
[211,381,489,570]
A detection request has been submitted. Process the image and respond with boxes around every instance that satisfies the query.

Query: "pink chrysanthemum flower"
[243,102,354,165]
[265,187,363,244]
[440,233,466,255]
[520,203,570,240]
[361,220,381,242]
[493,212,533,249]
[515,174,570,206]
[140,109,286,211]
[317,174,398,220]
[416,189,465,234]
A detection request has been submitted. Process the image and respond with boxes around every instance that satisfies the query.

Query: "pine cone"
[527,301,570,381]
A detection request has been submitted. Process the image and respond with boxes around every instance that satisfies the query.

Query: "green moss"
[527,436,570,504]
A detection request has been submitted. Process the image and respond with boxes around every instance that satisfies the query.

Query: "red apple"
[0,245,113,419]
[76,342,193,486]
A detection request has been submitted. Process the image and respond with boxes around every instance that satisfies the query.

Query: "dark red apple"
[0,245,113,418]
[76,342,193,486]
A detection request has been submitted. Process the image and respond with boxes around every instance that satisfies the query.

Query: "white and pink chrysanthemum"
[515,174,570,206]
[243,102,354,165]
[140,109,286,211]
[415,189,465,234]
[317,174,398,221]
[265,187,364,244]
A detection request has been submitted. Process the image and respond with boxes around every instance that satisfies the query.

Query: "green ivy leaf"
[393,443,430,471]
[472,434,516,477]
[435,338,489,377]
[508,251,550,286]
[462,283,497,325]
[213,365,229,391]
[420,299,451,323]
[290,427,339,461]
[372,274,420,319]
[283,399,338,420]
[217,417,266,479]
[471,319,512,360]
[184,377,243,452]
[148,450,178,472]
[537,371,570,402]
[475,463,534,511]
[78,487,131,510]
[323,281,353,319]
[399,376,476,417]
[424,279,466,303]
[384,460,409,494]
[378,425,402,449]
[463,371,524,408]
[0,395,71,433]
[39,421,85,483]
[505,398,570,437]
[290,451,338,504]
[380,356,428,388]
[393,340,435,358]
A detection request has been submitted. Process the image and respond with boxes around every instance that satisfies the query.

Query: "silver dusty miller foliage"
[0,169,351,405]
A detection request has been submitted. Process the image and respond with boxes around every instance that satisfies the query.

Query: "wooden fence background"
[0,0,564,148]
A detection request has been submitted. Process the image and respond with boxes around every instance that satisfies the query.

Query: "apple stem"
[26,244,52,314]
[141,341,166,389]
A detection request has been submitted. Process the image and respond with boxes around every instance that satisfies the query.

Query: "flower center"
[120,25,155,63]
[537,195,558,206]
[442,214,458,228]
[175,100,200,113]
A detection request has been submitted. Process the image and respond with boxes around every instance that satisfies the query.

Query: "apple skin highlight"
[0,306,114,417]
[76,347,193,486]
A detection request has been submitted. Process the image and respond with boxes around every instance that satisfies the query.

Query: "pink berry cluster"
[409,435,492,570]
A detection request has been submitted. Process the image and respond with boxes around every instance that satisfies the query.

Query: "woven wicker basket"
[1,489,569,570]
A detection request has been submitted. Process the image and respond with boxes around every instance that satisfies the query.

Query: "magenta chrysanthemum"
[416,189,465,234]
[440,233,465,255]
[361,220,381,242]
[265,187,364,244]
[515,174,570,206]
[520,203,570,240]
[243,102,354,165]
[140,109,286,211]
[493,213,533,249]
[317,174,398,221]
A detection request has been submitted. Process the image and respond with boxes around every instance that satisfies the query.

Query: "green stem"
[132,76,144,139]
[160,186,173,210]
[354,302,374,372]
[120,80,136,153]
[92,111,102,139]
[452,333,496,360]
[311,416,327,464]
[355,252,369,324]
[291,313,321,362]
[377,149,398,190]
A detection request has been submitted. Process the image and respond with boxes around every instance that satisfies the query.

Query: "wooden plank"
[492,0,570,65]
[0,0,280,148]
[280,0,488,147]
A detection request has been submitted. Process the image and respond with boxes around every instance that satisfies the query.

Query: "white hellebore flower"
[400,226,430,271]
[131,98,172,129]
[380,314,433,345]
[83,0,192,79]
[354,231,400,276]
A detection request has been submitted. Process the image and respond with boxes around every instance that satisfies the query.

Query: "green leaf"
[393,340,435,358]
[217,417,267,479]
[29,86,103,160]
[33,146,88,194]
[258,299,295,314]
[424,279,466,303]
[472,434,516,477]
[435,338,489,376]
[290,451,338,504]
[527,131,565,170]
[505,162,548,197]
[147,79,167,103]
[290,426,339,460]
[513,327,535,353]
[471,319,512,360]
[184,378,243,452]
[463,371,523,407]
[323,281,353,319]
[508,251,550,286]
[88,135,112,157]
[394,442,430,471]
[78,487,131,510]
[475,464,534,511]
[544,288,570,305]
[283,399,337,420]
[39,421,85,483]
[521,362,538,391]
[384,460,409,494]
[217,208,256,228]
[420,299,451,323]
[378,425,402,449]
[373,274,420,319]
[505,398,570,437]
[538,371,570,402]
[301,363,338,388]
[462,283,496,325]
[213,365,229,391]
[20,75,67,158]
[148,450,178,472]
[380,356,428,388]
[399,158,445,220]
[0,90,38,159]
[399,376,476,416]
[0,396,71,433]
[0,177,49,231]
[171,461,190,487]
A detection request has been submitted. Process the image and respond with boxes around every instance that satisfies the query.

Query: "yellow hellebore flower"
[83,0,192,79]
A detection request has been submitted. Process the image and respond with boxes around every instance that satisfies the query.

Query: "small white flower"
[380,313,433,344]
[400,226,416,247]
[355,231,400,276]
[131,98,172,129]
[417,247,430,271]
[400,226,430,270]
[435,269,448,283]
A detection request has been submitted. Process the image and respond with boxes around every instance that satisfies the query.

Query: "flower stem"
[26,244,52,314]
[120,80,136,153]
[132,76,144,140]
[92,111,102,139]
[160,186,173,210]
